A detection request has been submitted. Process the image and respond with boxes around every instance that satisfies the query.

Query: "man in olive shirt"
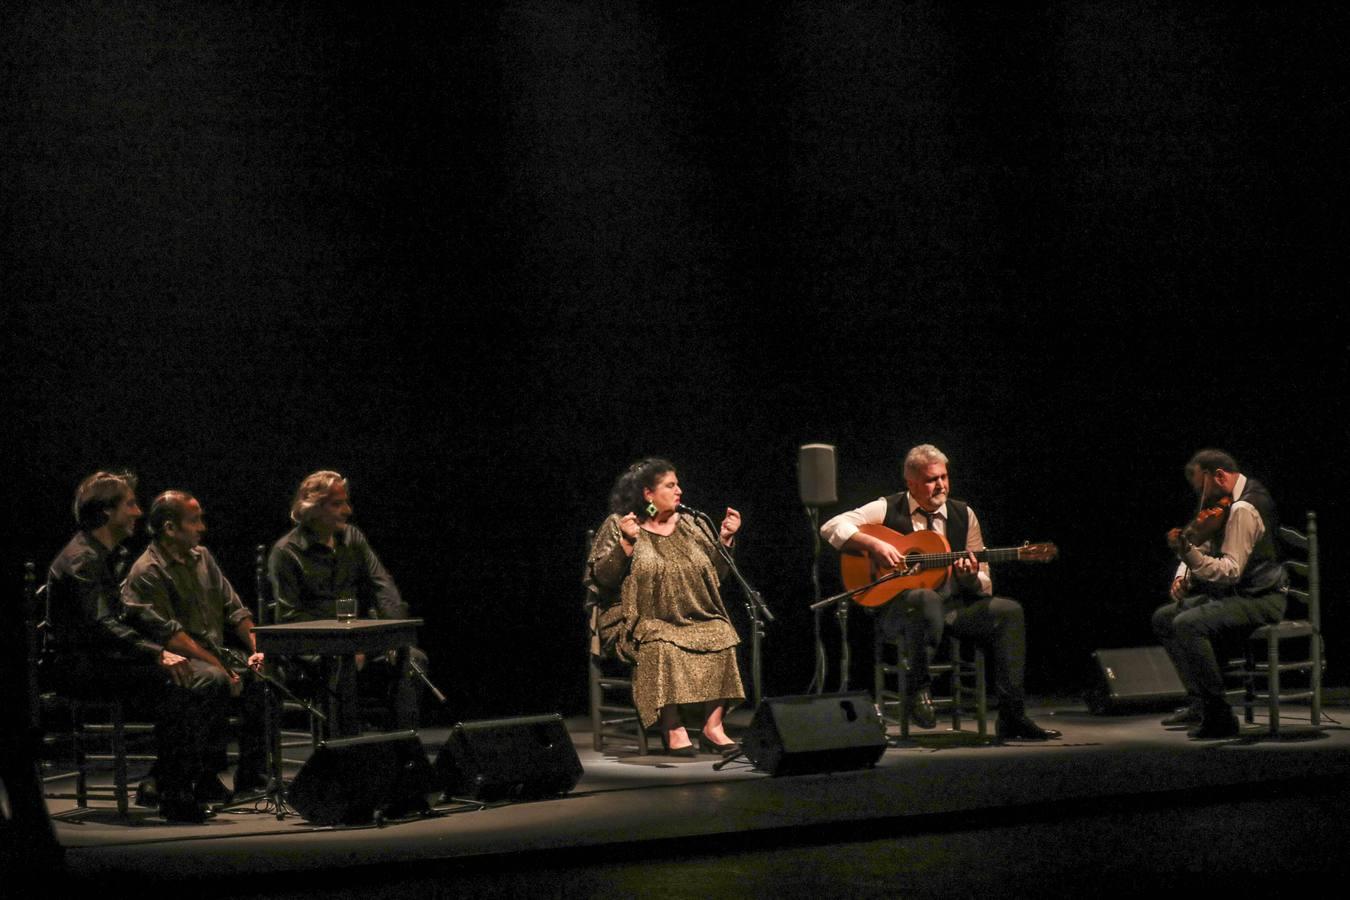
[268,470,427,729]
[46,472,227,823]
[122,491,268,796]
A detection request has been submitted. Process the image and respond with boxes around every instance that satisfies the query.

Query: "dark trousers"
[52,654,230,797]
[1152,589,1286,706]
[281,646,428,733]
[204,672,268,778]
[879,588,1028,715]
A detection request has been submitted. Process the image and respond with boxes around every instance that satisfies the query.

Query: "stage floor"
[49,699,1350,889]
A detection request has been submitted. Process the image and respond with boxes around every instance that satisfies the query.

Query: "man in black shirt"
[268,470,426,728]
[122,491,268,796]
[45,472,228,823]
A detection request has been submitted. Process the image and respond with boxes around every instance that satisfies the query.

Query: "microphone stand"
[806,506,828,695]
[686,509,774,709]
[809,562,921,696]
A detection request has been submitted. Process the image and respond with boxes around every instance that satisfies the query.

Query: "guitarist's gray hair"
[903,444,949,477]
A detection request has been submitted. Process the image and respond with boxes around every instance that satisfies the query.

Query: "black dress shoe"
[159,794,209,824]
[698,734,740,755]
[194,774,234,806]
[233,769,268,796]
[660,732,698,758]
[134,778,160,809]
[907,686,937,729]
[997,716,1062,741]
[1161,702,1204,727]
[1188,710,1240,740]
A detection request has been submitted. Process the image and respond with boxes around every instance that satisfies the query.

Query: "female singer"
[587,458,745,756]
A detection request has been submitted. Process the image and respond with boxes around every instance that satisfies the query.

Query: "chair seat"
[874,631,987,740]
[1250,619,1314,640]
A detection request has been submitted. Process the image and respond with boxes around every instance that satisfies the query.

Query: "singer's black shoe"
[907,686,937,729]
[997,716,1062,742]
[660,732,698,758]
[698,734,739,755]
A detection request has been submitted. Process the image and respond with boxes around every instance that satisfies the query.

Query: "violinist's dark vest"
[1209,477,1285,597]
[882,493,977,597]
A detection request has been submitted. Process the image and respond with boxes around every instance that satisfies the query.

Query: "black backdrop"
[5,2,1346,722]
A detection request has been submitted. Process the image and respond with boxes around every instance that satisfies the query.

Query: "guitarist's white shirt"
[821,494,993,596]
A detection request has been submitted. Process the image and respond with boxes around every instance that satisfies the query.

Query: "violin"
[1167,495,1232,552]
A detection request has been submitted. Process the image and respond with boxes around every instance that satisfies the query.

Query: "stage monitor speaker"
[435,713,582,802]
[798,443,837,507]
[1085,646,1187,714]
[288,730,435,826]
[741,692,886,776]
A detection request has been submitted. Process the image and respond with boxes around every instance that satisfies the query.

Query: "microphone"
[676,503,707,518]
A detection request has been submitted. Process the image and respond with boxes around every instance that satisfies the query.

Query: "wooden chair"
[584,530,649,755]
[28,567,155,817]
[1228,511,1324,736]
[874,627,987,740]
[253,545,322,762]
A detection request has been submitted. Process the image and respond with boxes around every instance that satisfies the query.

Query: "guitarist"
[821,444,1060,741]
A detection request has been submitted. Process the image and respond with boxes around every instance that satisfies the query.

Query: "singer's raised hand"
[719,507,741,545]
[619,512,642,543]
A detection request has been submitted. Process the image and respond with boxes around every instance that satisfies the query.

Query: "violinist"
[1152,449,1287,739]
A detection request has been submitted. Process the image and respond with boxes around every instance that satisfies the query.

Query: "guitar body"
[838,524,1059,608]
[840,525,951,607]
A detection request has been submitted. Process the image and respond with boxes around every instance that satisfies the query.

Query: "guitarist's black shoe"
[1188,708,1240,740]
[135,778,160,809]
[1161,700,1204,727]
[907,686,937,729]
[997,715,1062,742]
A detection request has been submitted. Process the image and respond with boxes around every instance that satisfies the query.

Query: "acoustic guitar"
[839,524,1058,608]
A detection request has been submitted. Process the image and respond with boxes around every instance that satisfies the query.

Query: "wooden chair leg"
[1265,633,1280,736]
[73,702,89,809]
[974,649,988,737]
[897,650,910,741]
[590,658,603,753]
[111,701,130,816]
[1311,633,1323,727]
[1243,644,1257,724]
[949,638,963,732]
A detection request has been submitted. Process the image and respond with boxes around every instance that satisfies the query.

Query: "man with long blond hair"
[268,470,427,728]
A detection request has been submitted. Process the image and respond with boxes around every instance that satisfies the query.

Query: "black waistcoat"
[881,493,971,552]
[882,493,974,597]
[1227,477,1285,596]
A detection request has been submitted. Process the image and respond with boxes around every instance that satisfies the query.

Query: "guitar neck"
[909,547,1024,568]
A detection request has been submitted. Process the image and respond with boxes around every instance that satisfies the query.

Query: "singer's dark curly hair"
[608,457,676,521]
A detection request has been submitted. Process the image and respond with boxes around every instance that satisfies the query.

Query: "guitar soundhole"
[838,700,858,722]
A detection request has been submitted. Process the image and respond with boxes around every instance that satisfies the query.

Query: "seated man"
[820,444,1060,741]
[1153,449,1287,739]
[45,472,228,823]
[122,491,268,798]
[268,470,427,729]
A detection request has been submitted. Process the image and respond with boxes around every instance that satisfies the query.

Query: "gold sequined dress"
[587,513,744,728]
